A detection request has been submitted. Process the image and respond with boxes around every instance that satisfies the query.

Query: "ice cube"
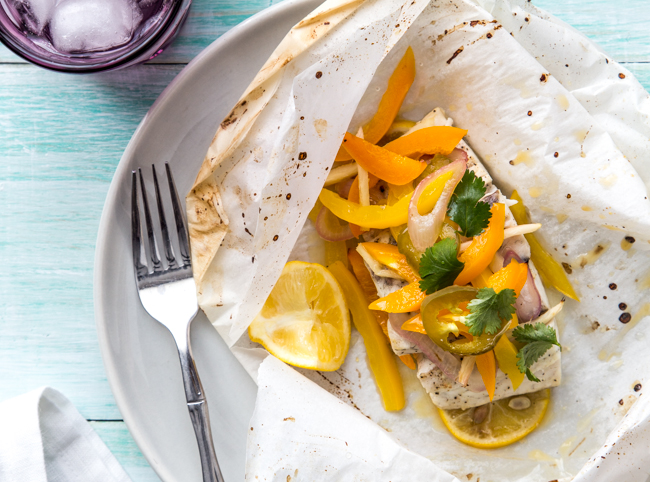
[49,0,143,53]
[9,0,57,34]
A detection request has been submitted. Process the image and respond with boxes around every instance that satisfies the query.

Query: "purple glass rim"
[0,0,192,73]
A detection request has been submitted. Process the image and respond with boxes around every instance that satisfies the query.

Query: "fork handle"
[173,325,225,482]
[187,400,225,482]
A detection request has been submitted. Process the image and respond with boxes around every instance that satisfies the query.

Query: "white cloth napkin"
[0,387,131,482]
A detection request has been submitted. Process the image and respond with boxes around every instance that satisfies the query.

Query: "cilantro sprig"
[447,170,492,237]
[512,323,562,382]
[464,287,517,336]
[418,238,465,294]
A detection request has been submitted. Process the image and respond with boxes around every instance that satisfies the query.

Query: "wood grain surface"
[0,0,647,480]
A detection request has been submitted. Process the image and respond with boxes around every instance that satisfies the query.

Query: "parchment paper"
[186,0,650,480]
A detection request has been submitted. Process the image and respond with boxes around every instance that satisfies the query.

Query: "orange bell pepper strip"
[487,260,528,297]
[320,169,454,230]
[470,267,493,290]
[369,282,426,313]
[335,47,416,162]
[401,313,425,334]
[342,132,426,186]
[475,350,497,401]
[510,191,580,301]
[383,126,468,159]
[347,175,379,237]
[328,261,405,411]
[454,203,506,286]
[359,242,420,283]
[494,336,525,391]
[399,354,417,370]
[348,249,389,337]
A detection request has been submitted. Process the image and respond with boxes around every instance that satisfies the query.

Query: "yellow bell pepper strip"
[510,191,580,301]
[342,132,427,186]
[334,47,416,163]
[325,240,348,269]
[347,175,379,237]
[487,260,528,297]
[475,350,497,401]
[329,261,406,411]
[470,267,493,290]
[369,282,426,313]
[402,313,425,334]
[494,335,525,391]
[399,354,417,370]
[348,249,389,337]
[454,203,506,286]
[383,126,468,159]
[387,184,414,206]
[320,169,454,230]
[359,242,420,283]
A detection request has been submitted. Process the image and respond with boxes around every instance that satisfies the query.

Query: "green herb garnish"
[418,238,465,294]
[512,322,562,382]
[464,287,517,336]
[447,170,492,237]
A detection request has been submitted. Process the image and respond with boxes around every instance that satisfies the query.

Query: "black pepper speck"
[298,152,307,160]
[619,312,631,324]
[609,283,618,290]
[273,235,279,241]
[527,110,532,116]
[625,236,636,244]
[635,384,642,392]
[315,71,323,79]
[619,302,628,311]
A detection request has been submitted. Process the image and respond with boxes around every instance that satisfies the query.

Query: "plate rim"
[93,0,317,478]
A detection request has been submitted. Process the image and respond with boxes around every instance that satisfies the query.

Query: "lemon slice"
[438,389,550,449]
[248,261,351,371]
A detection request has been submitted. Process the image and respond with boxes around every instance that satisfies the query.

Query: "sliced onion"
[336,177,354,199]
[447,147,469,163]
[389,314,460,382]
[315,206,354,242]
[503,250,542,322]
[408,153,467,252]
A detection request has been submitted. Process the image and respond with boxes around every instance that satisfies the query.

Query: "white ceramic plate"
[94,1,320,480]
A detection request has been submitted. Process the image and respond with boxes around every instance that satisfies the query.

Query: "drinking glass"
[0,0,191,73]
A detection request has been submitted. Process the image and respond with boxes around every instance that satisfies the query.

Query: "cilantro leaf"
[513,322,562,382]
[418,238,465,294]
[464,287,516,336]
[447,170,492,237]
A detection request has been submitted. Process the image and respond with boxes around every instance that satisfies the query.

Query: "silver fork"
[131,163,224,482]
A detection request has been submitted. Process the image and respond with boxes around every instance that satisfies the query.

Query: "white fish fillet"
[362,108,561,410]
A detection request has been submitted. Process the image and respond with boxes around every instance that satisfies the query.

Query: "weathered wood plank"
[91,421,161,481]
[535,0,650,63]
[0,64,183,419]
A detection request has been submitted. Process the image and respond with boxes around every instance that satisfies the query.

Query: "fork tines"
[131,163,192,287]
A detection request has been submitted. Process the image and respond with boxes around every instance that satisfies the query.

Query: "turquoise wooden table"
[0,0,648,480]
